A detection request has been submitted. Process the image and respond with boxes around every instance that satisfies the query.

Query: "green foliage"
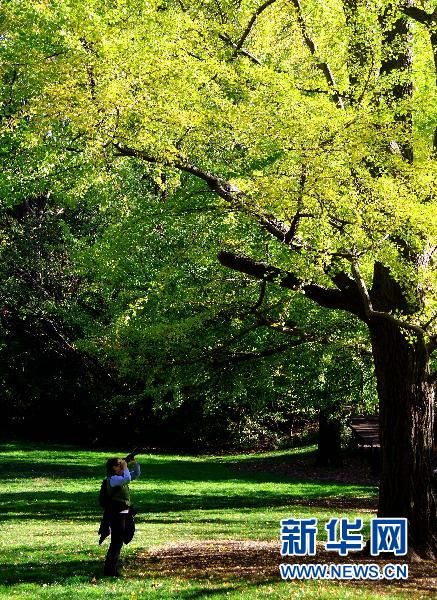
[2,0,431,321]
[2,0,434,449]
[69,171,376,449]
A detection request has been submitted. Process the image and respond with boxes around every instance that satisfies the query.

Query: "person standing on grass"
[101,457,140,577]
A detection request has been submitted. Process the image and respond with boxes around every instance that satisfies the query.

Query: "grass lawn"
[0,442,434,599]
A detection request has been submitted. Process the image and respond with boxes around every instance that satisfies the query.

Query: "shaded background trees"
[1,169,376,448]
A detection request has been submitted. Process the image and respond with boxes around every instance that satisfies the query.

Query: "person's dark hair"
[106,457,122,476]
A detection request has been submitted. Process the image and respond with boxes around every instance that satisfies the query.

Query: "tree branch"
[114,143,299,244]
[401,4,435,26]
[228,0,346,110]
[255,312,373,356]
[288,0,345,108]
[350,261,426,336]
[252,280,267,311]
[233,0,278,57]
[113,143,242,201]
[423,312,437,332]
[254,311,309,336]
[211,342,299,365]
[218,250,363,315]
[426,329,437,354]
[284,165,307,244]
[218,33,262,65]
[114,143,367,318]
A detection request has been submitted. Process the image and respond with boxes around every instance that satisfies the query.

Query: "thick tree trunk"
[370,321,436,559]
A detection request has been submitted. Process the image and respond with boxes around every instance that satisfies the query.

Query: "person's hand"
[120,459,128,470]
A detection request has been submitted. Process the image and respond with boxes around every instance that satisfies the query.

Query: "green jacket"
[107,477,131,507]
[106,462,141,510]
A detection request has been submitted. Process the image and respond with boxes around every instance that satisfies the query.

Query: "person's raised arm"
[109,460,131,487]
[129,460,140,481]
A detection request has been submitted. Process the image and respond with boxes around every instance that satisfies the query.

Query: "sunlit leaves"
[1,0,435,436]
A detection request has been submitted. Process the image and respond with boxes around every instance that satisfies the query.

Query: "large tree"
[3,0,436,556]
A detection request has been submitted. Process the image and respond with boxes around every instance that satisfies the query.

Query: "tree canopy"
[1,0,436,557]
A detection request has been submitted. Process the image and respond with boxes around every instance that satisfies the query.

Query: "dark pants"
[104,512,126,576]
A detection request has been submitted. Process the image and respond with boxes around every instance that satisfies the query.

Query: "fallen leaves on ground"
[132,540,436,596]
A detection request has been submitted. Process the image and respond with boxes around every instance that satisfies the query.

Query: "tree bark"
[316,409,343,467]
[369,320,436,559]
[218,250,436,558]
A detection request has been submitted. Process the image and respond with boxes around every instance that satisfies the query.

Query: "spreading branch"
[233,0,278,57]
[284,165,307,244]
[424,311,437,331]
[401,4,436,26]
[289,0,345,108]
[219,33,262,65]
[114,143,368,317]
[218,250,363,316]
[114,143,297,245]
[114,144,349,258]
[113,143,242,201]
[252,280,267,311]
[115,143,430,336]
[350,261,426,336]
[211,342,299,365]
[255,311,373,356]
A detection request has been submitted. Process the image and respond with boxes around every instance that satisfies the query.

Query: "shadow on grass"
[2,543,435,597]
[227,449,379,487]
[0,483,377,523]
[0,444,377,485]
[0,558,101,585]
[0,442,375,485]
[0,553,247,598]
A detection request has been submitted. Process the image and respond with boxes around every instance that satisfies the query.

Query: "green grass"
[0,441,422,599]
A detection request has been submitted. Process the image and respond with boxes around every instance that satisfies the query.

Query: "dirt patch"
[132,540,436,595]
[231,453,379,487]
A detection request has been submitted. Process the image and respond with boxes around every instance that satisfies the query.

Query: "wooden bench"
[350,416,380,474]
[350,416,380,449]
